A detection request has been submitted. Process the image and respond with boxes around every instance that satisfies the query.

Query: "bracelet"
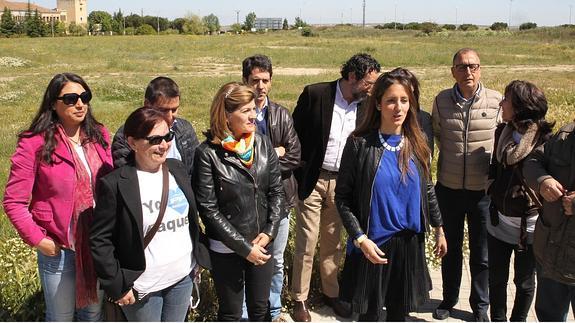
[353,234,368,248]
[435,233,445,238]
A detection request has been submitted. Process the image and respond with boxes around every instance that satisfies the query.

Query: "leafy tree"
[1,7,17,37]
[125,14,143,29]
[300,26,317,37]
[183,14,207,35]
[135,23,156,35]
[420,22,440,34]
[282,18,288,30]
[243,11,256,30]
[88,10,113,33]
[170,18,186,33]
[53,21,66,36]
[26,9,45,37]
[202,14,220,34]
[519,22,537,30]
[112,10,124,34]
[442,24,456,31]
[294,16,308,28]
[458,23,478,31]
[142,15,169,32]
[404,22,421,30]
[230,23,242,34]
[490,22,508,31]
[68,22,86,36]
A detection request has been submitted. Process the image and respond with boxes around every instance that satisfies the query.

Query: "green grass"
[0,26,574,320]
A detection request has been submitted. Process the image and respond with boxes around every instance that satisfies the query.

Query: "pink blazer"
[3,128,113,247]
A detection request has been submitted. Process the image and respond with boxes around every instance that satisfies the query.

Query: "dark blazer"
[90,158,210,300]
[292,80,365,200]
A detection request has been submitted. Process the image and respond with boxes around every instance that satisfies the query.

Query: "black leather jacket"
[112,117,200,175]
[267,100,301,209]
[335,130,443,240]
[192,133,285,258]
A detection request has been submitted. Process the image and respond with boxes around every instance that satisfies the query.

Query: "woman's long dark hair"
[20,73,107,164]
[505,80,554,136]
[353,71,431,179]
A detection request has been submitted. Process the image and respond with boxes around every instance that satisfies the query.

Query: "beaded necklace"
[378,132,404,152]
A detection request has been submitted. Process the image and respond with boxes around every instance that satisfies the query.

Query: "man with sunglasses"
[432,48,502,321]
[112,77,199,176]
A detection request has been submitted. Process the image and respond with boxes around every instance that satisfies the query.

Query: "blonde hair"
[207,82,256,144]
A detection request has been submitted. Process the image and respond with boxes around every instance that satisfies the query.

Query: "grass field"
[0,25,574,319]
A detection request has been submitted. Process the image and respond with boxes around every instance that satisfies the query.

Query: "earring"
[376,105,381,111]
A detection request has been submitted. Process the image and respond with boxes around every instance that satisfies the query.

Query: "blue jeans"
[435,183,490,314]
[37,249,103,321]
[241,216,290,320]
[121,274,193,321]
[535,263,575,321]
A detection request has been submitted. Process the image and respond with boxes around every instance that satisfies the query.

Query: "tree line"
[0,7,312,37]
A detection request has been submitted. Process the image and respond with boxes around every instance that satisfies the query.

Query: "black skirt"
[339,230,431,318]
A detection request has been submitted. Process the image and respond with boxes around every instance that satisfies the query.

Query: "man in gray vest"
[432,48,502,321]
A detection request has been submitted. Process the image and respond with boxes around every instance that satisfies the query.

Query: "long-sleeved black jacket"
[335,130,443,241]
[192,133,285,258]
[112,117,200,175]
[267,100,301,209]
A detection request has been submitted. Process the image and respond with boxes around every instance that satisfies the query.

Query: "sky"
[31,0,575,27]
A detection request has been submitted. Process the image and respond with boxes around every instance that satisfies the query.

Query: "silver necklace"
[379,132,404,152]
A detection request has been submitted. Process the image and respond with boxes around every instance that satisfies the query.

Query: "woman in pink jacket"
[3,73,113,321]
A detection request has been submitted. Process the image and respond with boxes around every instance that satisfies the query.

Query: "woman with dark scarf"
[192,82,284,321]
[486,80,553,321]
[3,73,113,321]
[335,71,447,321]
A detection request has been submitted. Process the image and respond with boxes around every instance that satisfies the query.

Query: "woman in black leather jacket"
[335,71,447,321]
[192,82,284,321]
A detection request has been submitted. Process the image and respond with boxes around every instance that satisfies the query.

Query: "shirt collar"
[454,82,482,102]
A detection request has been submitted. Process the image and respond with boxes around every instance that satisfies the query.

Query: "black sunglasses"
[57,91,92,106]
[145,130,175,145]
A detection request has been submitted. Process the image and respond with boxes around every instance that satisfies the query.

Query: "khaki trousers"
[291,170,344,301]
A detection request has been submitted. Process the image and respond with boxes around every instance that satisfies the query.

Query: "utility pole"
[455,6,458,26]
[141,8,143,18]
[235,10,240,24]
[508,0,513,29]
[362,0,365,29]
[394,3,397,30]
[570,5,573,25]
[157,15,159,35]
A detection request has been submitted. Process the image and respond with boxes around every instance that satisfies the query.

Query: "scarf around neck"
[56,125,104,308]
[496,122,540,166]
[221,132,255,167]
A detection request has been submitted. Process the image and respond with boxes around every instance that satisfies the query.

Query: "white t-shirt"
[133,168,194,295]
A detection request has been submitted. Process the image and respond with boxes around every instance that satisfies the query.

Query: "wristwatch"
[353,234,368,248]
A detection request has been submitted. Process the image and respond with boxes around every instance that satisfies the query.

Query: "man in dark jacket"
[112,77,199,175]
[241,54,301,322]
[290,53,380,321]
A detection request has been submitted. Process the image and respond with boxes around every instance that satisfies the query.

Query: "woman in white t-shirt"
[91,107,210,321]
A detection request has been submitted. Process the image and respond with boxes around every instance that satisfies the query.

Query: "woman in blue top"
[335,71,447,321]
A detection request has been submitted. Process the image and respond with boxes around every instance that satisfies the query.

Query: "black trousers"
[435,183,490,314]
[487,233,535,321]
[209,248,273,321]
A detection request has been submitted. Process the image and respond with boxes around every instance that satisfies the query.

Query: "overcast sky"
[32,0,575,26]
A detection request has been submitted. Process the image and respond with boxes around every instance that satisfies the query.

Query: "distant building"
[57,0,87,25]
[255,17,283,30]
[0,0,87,25]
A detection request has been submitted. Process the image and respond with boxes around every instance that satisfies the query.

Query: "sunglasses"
[57,91,92,106]
[454,64,480,72]
[145,130,175,145]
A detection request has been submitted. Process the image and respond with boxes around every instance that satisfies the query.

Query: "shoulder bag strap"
[143,162,169,248]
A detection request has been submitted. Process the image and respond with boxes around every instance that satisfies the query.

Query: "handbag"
[103,163,170,322]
